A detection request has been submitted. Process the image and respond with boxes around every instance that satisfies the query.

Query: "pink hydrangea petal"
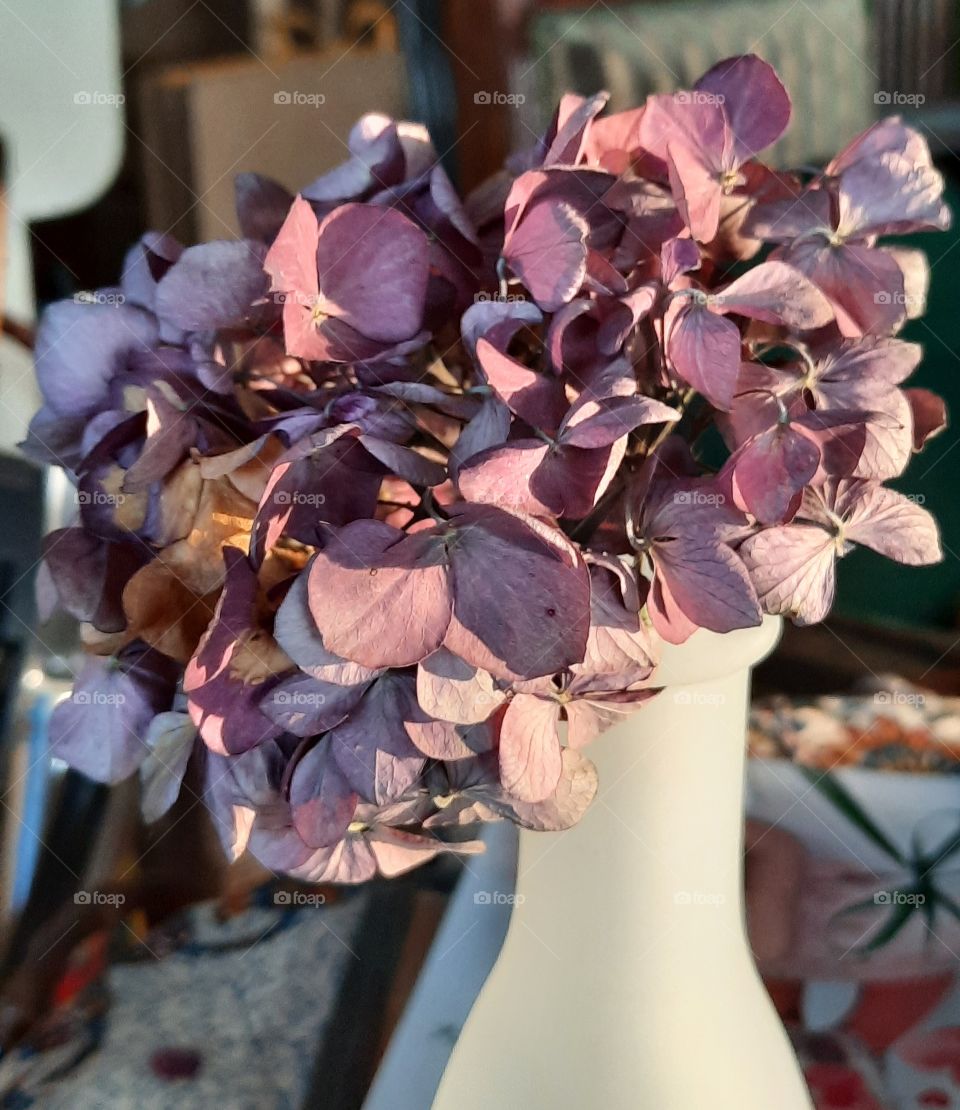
[307,524,452,668]
[582,107,645,168]
[544,91,609,165]
[816,337,921,391]
[745,189,831,242]
[416,648,505,725]
[530,443,621,518]
[263,195,319,296]
[459,438,617,519]
[648,571,700,644]
[906,388,947,450]
[561,394,680,449]
[458,440,556,516]
[710,260,833,329]
[666,140,723,243]
[51,647,178,784]
[848,397,913,480]
[837,481,942,564]
[576,560,657,678]
[315,204,429,341]
[369,829,483,878]
[660,237,701,284]
[496,747,598,830]
[503,200,589,311]
[653,536,762,635]
[289,836,379,884]
[460,299,542,355]
[780,241,906,337]
[273,566,381,687]
[476,337,567,431]
[357,435,446,487]
[404,710,494,761]
[695,54,791,163]
[665,298,742,411]
[259,672,367,737]
[499,693,563,803]
[184,552,283,756]
[740,524,838,625]
[639,94,725,165]
[837,150,950,238]
[889,245,930,319]
[446,747,599,831]
[733,424,820,524]
[829,117,930,175]
[503,167,613,234]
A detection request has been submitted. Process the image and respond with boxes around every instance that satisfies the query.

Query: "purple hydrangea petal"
[50,643,179,784]
[289,740,358,849]
[235,173,294,243]
[35,300,159,418]
[155,240,270,332]
[140,711,197,822]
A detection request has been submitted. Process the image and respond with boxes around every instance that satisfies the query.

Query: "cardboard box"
[137,45,406,243]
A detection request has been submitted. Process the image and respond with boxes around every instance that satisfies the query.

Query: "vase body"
[432,616,812,1110]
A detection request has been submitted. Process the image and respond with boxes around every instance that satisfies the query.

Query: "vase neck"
[512,665,753,945]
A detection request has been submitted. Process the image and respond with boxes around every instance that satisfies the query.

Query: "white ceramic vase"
[431,615,813,1110]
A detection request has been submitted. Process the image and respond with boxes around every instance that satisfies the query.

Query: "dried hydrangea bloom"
[27,54,949,879]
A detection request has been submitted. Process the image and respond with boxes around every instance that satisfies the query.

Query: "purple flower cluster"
[30,58,948,881]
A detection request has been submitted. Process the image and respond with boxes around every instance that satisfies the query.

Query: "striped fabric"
[874,0,957,102]
[522,0,874,167]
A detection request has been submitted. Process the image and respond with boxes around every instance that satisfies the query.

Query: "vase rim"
[652,614,782,687]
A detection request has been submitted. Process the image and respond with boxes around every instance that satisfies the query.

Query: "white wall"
[0,0,123,453]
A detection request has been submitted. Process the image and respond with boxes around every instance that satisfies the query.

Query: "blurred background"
[0,2,959,1107]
